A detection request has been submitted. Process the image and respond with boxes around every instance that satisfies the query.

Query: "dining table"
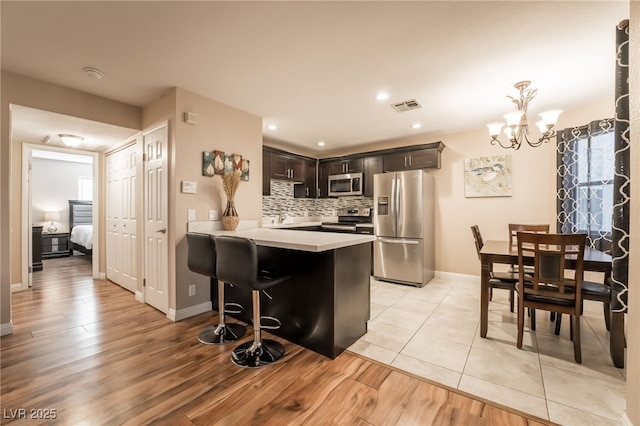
[479,239,624,368]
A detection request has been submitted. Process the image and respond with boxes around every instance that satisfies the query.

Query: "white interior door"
[106,143,138,293]
[143,124,169,313]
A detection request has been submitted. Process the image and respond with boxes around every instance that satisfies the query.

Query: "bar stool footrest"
[198,322,246,345]
[224,302,243,314]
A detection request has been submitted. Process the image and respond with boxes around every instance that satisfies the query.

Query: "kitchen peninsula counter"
[203,227,374,358]
[209,227,375,251]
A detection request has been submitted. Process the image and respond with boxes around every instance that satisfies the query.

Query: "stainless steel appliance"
[328,173,363,197]
[373,170,435,287]
[321,207,373,234]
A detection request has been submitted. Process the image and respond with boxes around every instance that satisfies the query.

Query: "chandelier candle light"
[487,81,562,150]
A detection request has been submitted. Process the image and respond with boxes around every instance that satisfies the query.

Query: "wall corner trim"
[168,302,213,322]
[0,322,14,336]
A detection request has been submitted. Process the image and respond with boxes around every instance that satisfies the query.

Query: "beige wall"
[0,71,141,330]
[172,88,263,310]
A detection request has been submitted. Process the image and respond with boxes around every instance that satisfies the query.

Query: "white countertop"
[262,221,322,229]
[207,228,375,252]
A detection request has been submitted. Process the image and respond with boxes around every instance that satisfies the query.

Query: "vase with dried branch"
[221,171,241,231]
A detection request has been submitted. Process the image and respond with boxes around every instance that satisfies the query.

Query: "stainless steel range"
[321,207,373,234]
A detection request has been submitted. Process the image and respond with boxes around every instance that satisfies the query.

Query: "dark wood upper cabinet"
[383,145,443,172]
[294,159,317,199]
[317,162,331,199]
[363,155,383,197]
[264,142,444,198]
[328,158,363,175]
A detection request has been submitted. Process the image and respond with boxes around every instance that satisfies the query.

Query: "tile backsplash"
[263,180,373,217]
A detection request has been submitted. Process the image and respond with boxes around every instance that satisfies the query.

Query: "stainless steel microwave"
[328,173,363,197]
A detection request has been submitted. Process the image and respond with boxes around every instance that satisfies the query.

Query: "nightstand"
[42,232,71,258]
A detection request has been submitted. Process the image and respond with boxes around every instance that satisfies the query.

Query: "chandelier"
[487,81,562,150]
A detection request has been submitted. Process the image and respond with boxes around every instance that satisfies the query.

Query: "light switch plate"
[181,181,197,194]
[187,209,196,221]
[208,210,219,221]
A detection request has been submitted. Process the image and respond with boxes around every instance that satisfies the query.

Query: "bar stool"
[186,233,245,344]
[215,235,291,368]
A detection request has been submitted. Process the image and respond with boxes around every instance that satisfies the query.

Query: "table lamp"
[44,211,60,233]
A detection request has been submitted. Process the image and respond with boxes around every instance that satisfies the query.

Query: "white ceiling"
[1,1,630,154]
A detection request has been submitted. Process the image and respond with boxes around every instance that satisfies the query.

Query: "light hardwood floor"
[1,256,554,425]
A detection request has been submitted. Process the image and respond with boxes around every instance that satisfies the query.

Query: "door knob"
[156,228,167,234]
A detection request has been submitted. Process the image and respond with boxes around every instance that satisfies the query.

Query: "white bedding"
[70,225,93,250]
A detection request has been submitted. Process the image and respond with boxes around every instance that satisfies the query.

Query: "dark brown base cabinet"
[217,242,372,359]
[42,232,70,258]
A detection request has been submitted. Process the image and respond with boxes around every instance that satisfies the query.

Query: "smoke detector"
[83,67,104,80]
[391,99,422,112]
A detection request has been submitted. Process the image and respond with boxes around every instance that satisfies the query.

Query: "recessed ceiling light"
[410,123,422,129]
[83,67,104,80]
[375,92,389,101]
[317,141,326,147]
[267,124,278,130]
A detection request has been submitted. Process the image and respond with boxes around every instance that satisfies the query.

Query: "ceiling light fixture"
[267,124,278,131]
[375,92,389,101]
[487,81,562,150]
[83,67,104,80]
[317,141,326,147]
[410,123,422,129]
[59,134,84,147]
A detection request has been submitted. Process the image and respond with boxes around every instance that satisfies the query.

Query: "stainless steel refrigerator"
[373,170,435,287]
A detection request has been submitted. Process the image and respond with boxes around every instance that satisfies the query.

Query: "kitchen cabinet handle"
[409,156,412,167]
[404,156,407,167]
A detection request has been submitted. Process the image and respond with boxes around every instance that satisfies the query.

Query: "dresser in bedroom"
[41,232,70,258]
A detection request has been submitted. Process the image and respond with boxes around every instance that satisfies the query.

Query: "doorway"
[22,145,99,289]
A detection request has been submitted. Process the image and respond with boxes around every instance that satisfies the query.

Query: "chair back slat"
[509,223,550,247]
[517,232,585,306]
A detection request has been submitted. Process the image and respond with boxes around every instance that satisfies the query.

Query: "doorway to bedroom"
[27,147,97,288]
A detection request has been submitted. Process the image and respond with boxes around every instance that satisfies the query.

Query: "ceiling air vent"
[391,99,422,113]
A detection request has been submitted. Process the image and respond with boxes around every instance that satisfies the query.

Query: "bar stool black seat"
[215,235,291,368]
[186,233,245,344]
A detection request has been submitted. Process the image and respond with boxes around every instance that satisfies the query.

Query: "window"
[556,119,614,252]
[78,176,93,201]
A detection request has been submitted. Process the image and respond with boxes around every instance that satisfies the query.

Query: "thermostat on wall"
[181,181,197,194]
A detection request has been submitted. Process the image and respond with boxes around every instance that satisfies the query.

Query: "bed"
[69,200,93,256]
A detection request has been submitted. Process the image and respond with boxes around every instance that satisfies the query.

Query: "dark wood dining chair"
[516,232,586,363]
[471,225,518,312]
[508,223,550,274]
[554,279,611,335]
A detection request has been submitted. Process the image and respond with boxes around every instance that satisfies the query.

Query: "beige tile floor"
[347,275,627,425]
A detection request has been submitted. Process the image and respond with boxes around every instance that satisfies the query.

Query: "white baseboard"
[95,272,106,280]
[135,291,144,303]
[435,270,478,281]
[167,302,213,322]
[10,283,24,292]
[0,322,14,336]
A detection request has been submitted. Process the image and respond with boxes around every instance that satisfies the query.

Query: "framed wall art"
[464,155,512,197]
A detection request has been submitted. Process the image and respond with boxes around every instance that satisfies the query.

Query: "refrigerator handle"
[390,176,397,235]
[378,238,420,245]
[394,175,401,235]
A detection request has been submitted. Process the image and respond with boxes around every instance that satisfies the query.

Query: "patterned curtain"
[556,119,614,253]
[611,20,629,313]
